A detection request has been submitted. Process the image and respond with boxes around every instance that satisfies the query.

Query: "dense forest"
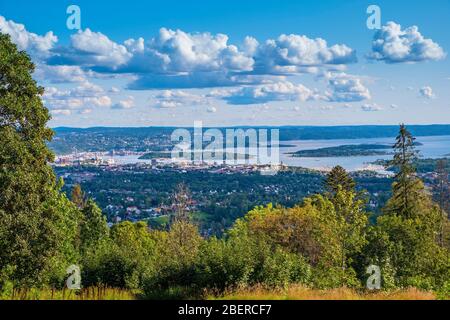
[0,33,449,300]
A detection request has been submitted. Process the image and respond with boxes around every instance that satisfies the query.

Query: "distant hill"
[49,124,450,154]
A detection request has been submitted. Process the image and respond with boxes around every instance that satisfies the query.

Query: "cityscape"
[0,0,449,306]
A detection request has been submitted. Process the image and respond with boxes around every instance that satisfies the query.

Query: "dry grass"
[3,287,137,300]
[2,285,440,300]
[212,285,437,300]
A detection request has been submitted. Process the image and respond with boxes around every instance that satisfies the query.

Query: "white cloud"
[43,81,112,112]
[419,86,435,99]
[34,22,356,89]
[0,16,57,59]
[254,34,357,74]
[324,73,371,102]
[34,65,88,83]
[112,96,135,109]
[151,90,208,108]
[368,21,446,63]
[50,29,132,70]
[1,15,360,90]
[220,81,317,105]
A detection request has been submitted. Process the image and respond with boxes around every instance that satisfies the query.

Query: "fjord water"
[112,135,450,172]
[279,135,450,171]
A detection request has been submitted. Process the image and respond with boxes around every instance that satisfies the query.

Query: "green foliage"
[324,165,356,195]
[0,82,448,304]
[385,124,422,218]
[360,125,450,291]
[0,33,81,287]
[80,199,109,250]
[71,184,86,209]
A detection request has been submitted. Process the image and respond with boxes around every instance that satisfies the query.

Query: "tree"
[384,124,422,218]
[372,125,450,289]
[80,199,109,250]
[0,33,80,286]
[433,160,450,247]
[71,184,86,209]
[324,166,356,195]
[171,183,192,223]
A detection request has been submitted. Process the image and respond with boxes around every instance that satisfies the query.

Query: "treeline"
[0,33,449,299]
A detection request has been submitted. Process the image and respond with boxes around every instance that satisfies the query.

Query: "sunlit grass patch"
[211,285,437,300]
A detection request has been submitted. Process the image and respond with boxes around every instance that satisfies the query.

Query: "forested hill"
[49,124,450,154]
[53,124,450,140]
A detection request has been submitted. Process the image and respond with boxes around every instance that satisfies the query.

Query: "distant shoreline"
[50,125,450,142]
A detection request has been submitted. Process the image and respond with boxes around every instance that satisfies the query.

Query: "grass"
[1,285,445,300]
[211,285,438,300]
[2,287,137,300]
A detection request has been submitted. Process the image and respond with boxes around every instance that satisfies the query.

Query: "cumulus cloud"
[254,34,357,74]
[324,73,371,102]
[419,86,435,99]
[1,15,365,106]
[368,22,446,63]
[49,29,132,70]
[219,81,317,105]
[1,15,361,92]
[0,16,57,59]
[43,81,112,112]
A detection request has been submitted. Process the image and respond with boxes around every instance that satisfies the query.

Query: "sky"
[1,0,449,127]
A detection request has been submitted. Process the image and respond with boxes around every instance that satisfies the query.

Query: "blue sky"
[1,0,449,127]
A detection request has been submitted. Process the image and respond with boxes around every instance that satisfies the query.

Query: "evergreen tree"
[324,165,356,195]
[0,33,80,286]
[385,124,422,218]
[373,125,450,289]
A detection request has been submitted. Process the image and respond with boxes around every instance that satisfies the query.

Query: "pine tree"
[376,125,449,287]
[385,124,422,218]
[324,165,356,195]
